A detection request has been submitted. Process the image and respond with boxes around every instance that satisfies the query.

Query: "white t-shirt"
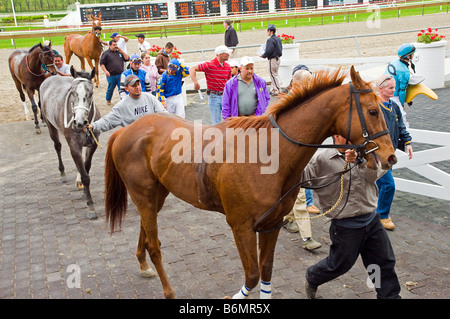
[117,37,127,54]
[56,63,71,75]
[138,41,151,55]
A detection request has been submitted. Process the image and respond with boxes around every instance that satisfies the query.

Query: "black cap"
[136,33,145,38]
[292,64,310,75]
[267,24,276,31]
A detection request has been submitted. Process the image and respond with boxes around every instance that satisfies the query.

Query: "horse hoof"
[140,268,157,278]
[60,175,67,183]
[42,122,47,127]
[35,128,41,134]
[76,181,84,189]
[87,211,98,220]
[223,296,232,299]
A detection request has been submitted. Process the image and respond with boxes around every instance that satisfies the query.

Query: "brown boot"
[306,205,320,214]
[380,217,395,230]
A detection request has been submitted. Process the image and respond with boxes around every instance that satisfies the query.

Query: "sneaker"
[283,220,299,233]
[306,205,320,214]
[380,217,395,230]
[305,280,317,299]
[302,238,322,251]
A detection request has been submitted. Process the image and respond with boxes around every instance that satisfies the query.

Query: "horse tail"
[105,129,128,233]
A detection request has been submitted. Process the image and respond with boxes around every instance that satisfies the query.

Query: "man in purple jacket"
[222,56,270,121]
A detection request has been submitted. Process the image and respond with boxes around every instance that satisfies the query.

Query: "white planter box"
[413,40,447,89]
[279,43,300,87]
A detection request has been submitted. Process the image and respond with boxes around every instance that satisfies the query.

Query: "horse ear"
[349,65,366,89]
[70,65,76,78]
[89,67,96,81]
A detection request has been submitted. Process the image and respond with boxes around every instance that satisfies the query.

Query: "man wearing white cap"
[189,45,232,124]
[110,32,129,54]
[222,56,270,120]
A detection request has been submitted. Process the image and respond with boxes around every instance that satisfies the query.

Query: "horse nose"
[388,154,397,166]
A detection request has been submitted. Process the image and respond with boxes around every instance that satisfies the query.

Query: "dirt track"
[2,13,448,124]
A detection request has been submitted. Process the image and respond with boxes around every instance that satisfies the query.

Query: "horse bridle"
[64,78,96,129]
[26,49,55,77]
[254,82,390,233]
[269,82,389,161]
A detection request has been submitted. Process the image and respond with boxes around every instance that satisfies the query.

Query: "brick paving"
[0,84,449,300]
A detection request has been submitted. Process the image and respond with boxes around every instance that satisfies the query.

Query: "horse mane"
[28,43,41,53]
[267,68,347,118]
[225,68,347,130]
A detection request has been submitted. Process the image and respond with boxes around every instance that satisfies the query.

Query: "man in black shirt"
[260,24,283,96]
[100,39,129,105]
[224,20,239,57]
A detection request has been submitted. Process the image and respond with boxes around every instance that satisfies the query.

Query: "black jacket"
[262,35,282,60]
[225,26,239,48]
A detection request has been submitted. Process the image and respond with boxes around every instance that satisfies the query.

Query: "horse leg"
[86,58,98,88]
[47,121,66,183]
[65,50,74,65]
[26,88,40,134]
[228,223,260,299]
[67,139,97,219]
[132,184,175,298]
[12,77,30,120]
[257,229,281,299]
[38,92,46,127]
[78,56,86,72]
[136,221,157,278]
[94,58,100,88]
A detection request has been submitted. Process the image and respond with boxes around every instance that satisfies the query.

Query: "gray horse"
[40,67,101,219]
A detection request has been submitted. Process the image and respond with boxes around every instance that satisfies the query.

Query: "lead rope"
[295,161,348,221]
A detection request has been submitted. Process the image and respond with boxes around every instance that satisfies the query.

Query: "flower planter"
[413,40,447,89]
[279,43,300,87]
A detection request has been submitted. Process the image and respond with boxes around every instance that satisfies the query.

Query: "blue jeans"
[208,93,223,125]
[376,169,395,219]
[106,74,121,102]
[305,188,314,207]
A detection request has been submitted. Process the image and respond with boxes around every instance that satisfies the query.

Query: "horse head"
[40,43,57,75]
[93,26,102,38]
[345,66,397,170]
[68,66,96,129]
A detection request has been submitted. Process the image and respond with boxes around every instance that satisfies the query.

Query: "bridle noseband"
[269,82,389,161]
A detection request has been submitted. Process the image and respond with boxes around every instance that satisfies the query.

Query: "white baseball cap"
[215,45,233,55]
[229,60,240,68]
[240,56,254,67]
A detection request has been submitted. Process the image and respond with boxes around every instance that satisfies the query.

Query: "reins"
[25,49,55,77]
[253,82,389,233]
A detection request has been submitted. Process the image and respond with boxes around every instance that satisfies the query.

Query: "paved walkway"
[0,84,449,300]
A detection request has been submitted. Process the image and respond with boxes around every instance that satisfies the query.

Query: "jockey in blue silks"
[385,43,416,107]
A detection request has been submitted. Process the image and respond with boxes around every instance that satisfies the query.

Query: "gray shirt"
[93,92,166,132]
[237,75,258,116]
[56,63,71,75]
[302,148,386,220]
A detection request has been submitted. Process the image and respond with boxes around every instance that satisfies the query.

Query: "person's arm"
[100,53,110,77]
[118,48,129,62]
[89,106,123,132]
[119,73,127,99]
[156,74,167,109]
[189,65,201,91]
[221,81,232,120]
[120,35,129,42]
[262,38,274,59]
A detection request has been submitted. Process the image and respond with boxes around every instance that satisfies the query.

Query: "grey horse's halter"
[64,78,96,129]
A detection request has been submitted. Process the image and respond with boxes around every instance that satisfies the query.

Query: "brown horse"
[103,67,397,299]
[8,43,57,133]
[64,15,103,87]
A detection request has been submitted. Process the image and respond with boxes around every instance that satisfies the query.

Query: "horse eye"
[369,109,378,116]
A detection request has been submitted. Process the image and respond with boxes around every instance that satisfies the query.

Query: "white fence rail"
[393,129,450,201]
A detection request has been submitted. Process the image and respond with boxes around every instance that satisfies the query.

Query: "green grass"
[0,4,447,50]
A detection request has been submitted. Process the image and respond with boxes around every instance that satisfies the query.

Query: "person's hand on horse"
[345,149,358,163]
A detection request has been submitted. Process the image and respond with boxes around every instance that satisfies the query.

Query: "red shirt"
[197,58,231,92]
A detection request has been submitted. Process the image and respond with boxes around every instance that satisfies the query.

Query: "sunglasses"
[379,75,393,87]
[168,63,179,70]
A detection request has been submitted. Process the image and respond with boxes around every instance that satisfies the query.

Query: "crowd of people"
[53,22,418,299]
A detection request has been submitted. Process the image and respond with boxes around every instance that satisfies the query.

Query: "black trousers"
[306,215,401,299]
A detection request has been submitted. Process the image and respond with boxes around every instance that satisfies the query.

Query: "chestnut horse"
[104,67,397,299]
[8,43,57,133]
[64,15,103,87]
